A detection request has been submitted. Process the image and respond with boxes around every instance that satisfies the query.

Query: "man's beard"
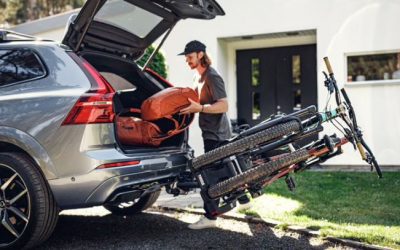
[189,62,198,69]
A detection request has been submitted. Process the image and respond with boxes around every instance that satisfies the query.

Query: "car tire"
[0,153,59,249]
[103,190,161,216]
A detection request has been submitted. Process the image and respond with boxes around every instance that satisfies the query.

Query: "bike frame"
[169,57,381,217]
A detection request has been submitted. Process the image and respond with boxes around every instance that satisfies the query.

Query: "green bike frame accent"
[319,109,339,122]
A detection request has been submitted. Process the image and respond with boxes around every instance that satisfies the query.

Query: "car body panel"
[0,126,58,179]
[0,41,194,209]
[0,42,90,179]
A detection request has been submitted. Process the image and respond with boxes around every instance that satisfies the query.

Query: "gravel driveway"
[34,207,359,250]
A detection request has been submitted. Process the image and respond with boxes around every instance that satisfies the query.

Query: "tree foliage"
[137,46,168,79]
[0,0,85,26]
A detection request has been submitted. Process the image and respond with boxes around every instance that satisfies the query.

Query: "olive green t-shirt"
[197,66,232,141]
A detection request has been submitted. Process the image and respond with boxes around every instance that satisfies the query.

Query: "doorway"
[236,44,317,127]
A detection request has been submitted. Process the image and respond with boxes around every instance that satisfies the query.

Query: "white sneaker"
[236,202,253,211]
[188,216,217,230]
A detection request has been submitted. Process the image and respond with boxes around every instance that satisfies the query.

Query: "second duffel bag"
[116,116,163,147]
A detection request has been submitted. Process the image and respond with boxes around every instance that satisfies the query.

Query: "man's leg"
[203,139,220,153]
[205,141,252,212]
[202,139,221,219]
[188,139,220,229]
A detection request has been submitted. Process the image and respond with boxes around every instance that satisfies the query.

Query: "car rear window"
[94,0,163,38]
[0,48,46,86]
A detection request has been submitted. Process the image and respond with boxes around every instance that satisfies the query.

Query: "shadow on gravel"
[35,212,339,250]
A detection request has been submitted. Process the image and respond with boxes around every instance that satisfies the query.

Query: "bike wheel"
[207,149,309,199]
[192,120,301,170]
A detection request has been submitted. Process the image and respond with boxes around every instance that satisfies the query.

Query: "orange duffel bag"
[116,113,194,147]
[140,87,199,121]
[116,117,164,147]
[117,87,198,147]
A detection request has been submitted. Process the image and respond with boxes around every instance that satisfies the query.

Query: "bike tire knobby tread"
[192,120,301,170]
[207,149,309,199]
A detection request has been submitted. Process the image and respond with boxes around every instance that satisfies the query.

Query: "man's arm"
[180,98,228,114]
[202,98,228,113]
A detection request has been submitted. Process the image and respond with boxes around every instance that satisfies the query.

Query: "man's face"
[185,52,202,69]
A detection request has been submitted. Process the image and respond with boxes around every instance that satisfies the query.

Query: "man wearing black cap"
[179,40,232,229]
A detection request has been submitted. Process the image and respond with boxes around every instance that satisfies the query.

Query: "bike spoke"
[8,206,28,223]
[9,189,27,205]
[2,210,19,238]
[1,174,17,192]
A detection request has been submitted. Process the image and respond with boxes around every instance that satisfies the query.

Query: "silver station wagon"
[0,0,224,248]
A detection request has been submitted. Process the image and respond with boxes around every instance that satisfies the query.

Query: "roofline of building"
[11,9,80,35]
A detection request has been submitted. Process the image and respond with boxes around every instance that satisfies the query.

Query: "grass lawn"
[243,172,400,249]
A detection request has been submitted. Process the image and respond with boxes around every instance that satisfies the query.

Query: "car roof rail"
[0,29,53,42]
[0,30,7,41]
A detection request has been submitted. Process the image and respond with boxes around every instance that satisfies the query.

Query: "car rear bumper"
[49,151,189,209]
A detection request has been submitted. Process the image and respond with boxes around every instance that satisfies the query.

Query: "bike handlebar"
[323,57,382,178]
[323,57,334,75]
[323,57,341,106]
[360,138,383,178]
[356,142,367,160]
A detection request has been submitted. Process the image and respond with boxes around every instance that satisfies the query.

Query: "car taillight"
[62,60,115,125]
[96,160,141,169]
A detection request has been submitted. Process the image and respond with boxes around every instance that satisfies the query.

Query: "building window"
[252,92,260,120]
[293,89,301,110]
[292,55,301,84]
[347,52,400,82]
[251,58,260,87]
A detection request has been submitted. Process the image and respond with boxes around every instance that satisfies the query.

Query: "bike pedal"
[285,176,296,192]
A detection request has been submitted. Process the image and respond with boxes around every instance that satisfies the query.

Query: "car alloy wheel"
[0,164,31,248]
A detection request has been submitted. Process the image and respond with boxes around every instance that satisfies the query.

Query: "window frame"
[0,47,48,88]
[345,49,400,86]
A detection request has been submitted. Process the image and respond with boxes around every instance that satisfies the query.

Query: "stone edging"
[152,206,392,250]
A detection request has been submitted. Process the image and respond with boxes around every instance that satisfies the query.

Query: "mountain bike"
[168,57,381,216]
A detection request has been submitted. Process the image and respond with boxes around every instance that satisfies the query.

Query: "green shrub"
[137,46,168,79]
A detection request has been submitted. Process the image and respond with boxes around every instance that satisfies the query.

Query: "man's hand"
[180,98,202,114]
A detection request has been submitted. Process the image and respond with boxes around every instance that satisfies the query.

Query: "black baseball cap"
[178,40,206,55]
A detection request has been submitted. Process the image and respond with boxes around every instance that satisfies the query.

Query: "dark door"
[236,44,317,127]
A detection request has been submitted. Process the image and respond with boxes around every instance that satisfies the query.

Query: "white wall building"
[12,0,400,166]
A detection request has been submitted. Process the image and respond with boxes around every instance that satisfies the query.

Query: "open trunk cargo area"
[81,52,192,152]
